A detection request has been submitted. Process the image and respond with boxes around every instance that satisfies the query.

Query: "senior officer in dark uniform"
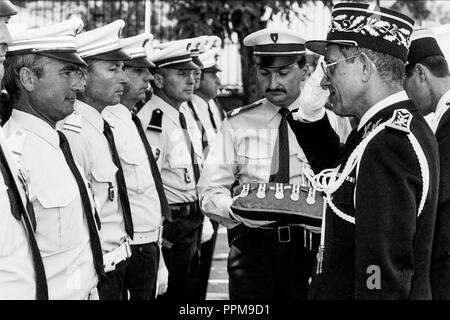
[404,28,450,299]
[0,0,48,300]
[198,29,321,300]
[288,2,439,299]
[137,41,204,301]
[102,33,171,300]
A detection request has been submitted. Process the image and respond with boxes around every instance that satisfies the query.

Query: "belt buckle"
[278,226,291,243]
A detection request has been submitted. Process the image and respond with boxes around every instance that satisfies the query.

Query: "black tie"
[214,98,226,121]
[187,101,208,152]
[207,102,218,132]
[103,120,134,239]
[131,113,172,223]
[57,131,105,278]
[179,112,201,184]
[270,108,290,183]
[0,145,48,300]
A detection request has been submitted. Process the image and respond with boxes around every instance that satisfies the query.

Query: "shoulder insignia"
[226,99,265,118]
[8,129,26,158]
[385,109,412,134]
[147,109,163,133]
[62,111,83,134]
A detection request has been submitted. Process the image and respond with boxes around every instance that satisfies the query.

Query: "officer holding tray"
[198,28,322,300]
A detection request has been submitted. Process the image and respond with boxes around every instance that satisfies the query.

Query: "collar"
[11,109,59,149]
[191,94,208,110]
[432,89,450,132]
[102,104,133,128]
[266,94,302,123]
[151,94,181,125]
[358,90,409,131]
[74,99,105,134]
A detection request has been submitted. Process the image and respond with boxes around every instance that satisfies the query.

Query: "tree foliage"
[167,0,431,104]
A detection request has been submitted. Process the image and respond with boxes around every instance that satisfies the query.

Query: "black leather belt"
[228,223,307,247]
[169,201,200,218]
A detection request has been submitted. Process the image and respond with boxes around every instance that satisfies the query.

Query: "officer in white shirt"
[58,20,134,300]
[3,18,99,300]
[137,41,204,300]
[191,47,224,152]
[189,44,224,300]
[102,33,170,300]
[0,0,48,300]
[198,28,319,300]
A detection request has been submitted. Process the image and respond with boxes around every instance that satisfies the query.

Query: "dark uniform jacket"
[431,105,450,300]
[288,99,439,300]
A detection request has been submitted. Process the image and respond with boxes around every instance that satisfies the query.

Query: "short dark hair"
[3,54,45,104]
[297,55,307,69]
[337,46,405,86]
[405,55,450,78]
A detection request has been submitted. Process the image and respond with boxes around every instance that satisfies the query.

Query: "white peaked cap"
[121,33,155,68]
[7,17,87,66]
[76,19,131,61]
[148,40,198,70]
[199,48,221,72]
[121,33,153,59]
[206,36,222,49]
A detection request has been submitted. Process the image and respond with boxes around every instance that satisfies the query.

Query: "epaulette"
[147,109,163,133]
[8,129,27,159]
[62,111,83,134]
[226,98,265,118]
[385,108,412,134]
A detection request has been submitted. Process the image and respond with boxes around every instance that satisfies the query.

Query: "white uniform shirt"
[191,94,224,145]
[198,95,310,228]
[137,95,203,204]
[0,129,36,300]
[58,100,127,253]
[102,104,162,237]
[4,110,97,300]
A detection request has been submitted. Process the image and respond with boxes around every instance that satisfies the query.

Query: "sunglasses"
[321,53,377,78]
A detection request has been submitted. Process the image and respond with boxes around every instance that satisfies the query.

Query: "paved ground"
[206,226,230,300]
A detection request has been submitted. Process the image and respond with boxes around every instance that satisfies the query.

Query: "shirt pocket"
[168,145,194,187]
[33,185,81,254]
[90,162,118,211]
[120,151,149,194]
[236,140,273,182]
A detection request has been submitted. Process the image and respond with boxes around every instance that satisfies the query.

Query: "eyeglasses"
[321,53,377,78]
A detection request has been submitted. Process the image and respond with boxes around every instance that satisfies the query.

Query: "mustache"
[266,89,286,94]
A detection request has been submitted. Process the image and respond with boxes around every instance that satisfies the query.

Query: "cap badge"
[270,33,279,44]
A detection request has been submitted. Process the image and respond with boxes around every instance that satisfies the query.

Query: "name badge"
[108,182,115,202]
[184,169,191,184]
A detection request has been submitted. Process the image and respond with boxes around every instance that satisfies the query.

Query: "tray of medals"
[231,182,325,227]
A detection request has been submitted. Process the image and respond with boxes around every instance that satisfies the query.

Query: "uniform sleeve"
[296,58,328,122]
[354,132,420,299]
[198,120,240,229]
[288,113,341,173]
